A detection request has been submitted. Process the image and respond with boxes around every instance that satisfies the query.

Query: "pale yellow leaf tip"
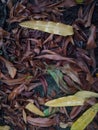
[25,103,45,116]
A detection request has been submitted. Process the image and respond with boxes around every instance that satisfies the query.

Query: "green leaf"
[47,67,69,92]
[44,107,59,116]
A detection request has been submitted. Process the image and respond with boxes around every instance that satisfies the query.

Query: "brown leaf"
[35,52,75,64]
[1,74,29,85]
[27,116,57,127]
[61,64,82,86]
[0,56,17,78]
[8,84,25,100]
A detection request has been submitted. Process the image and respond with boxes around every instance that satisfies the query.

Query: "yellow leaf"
[25,103,45,116]
[45,96,85,107]
[0,125,10,130]
[19,20,74,36]
[23,109,27,123]
[71,106,97,130]
[75,90,98,99]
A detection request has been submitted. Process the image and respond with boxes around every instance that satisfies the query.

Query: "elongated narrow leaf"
[0,56,17,78]
[71,104,98,130]
[20,20,74,36]
[27,116,57,127]
[22,109,27,123]
[45,96,85,107]
[75,90,98,99]
[25,103,45,116]
[0,125,10,130]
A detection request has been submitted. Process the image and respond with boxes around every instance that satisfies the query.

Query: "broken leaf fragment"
[45,95,85,107]
[44,107,59,116]
[25,102,45,116]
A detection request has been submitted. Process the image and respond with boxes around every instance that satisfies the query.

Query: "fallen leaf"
[25,102,45,116]
[45,95,85,107]
[1,74,30,85]
[71,103,98,130]
[61,64,82,86]
[8,84,25,100]
[44,107,59,116]
[27,116,57,127]
[75,90,98,99]
[0,56,17,78]
[19,20,74,36]
[22,109,27,123]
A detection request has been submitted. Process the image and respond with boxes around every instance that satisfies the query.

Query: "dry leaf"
[0,56,17,78]
[45,95,85,107]
[75,90,98,99]
[22,109,27,123]
[27,116,57,127]
[71,103,98,130]
[20,20,74,36]
[25,102,45,116]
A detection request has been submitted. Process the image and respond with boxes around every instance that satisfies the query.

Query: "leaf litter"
[0,0,98,130]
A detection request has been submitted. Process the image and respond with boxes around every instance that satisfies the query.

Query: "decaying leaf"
[61,64,82,86]
[0,1,98,130]
[27,116,57,127]
[45,95,85,107]
[8,84,25,100]
[1,74,30,85]
[25,102,45,116]
[0,56,17,78]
